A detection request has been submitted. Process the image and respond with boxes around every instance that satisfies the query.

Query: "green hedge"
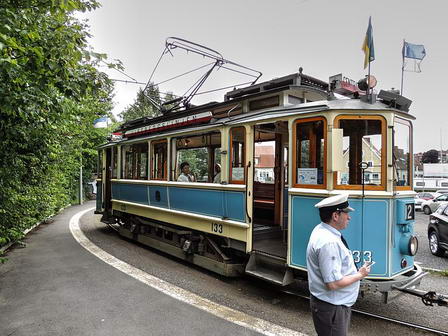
[0,0,114,248]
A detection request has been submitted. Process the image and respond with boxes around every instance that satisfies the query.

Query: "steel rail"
[280,288,448,336]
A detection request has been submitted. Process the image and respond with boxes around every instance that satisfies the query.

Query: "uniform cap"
[315,194,354,213]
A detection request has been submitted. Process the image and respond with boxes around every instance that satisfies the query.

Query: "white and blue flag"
[402,41,426,73]
[93,117,111,128]
[403,42,426,60]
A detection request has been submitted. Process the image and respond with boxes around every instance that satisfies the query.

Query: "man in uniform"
[306,194,371,336]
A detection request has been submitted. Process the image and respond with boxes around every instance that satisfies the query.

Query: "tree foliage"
[0,0,114,247]
[119,86,162,122]
[119,84,180,122]
[421,149,439,163]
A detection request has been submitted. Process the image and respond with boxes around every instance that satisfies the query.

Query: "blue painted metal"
[224,191,246,222]
[111,182,245,222]
[168,187,245,221]
[112,183,148,205]
[290,195,415,279]
[148,186,169,208]
[392,198,416,275]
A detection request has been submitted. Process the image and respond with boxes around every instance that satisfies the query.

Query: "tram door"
[252,122,288,258]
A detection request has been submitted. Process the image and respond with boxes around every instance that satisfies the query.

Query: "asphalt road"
[1,203,447,336]
[0,203,263,336]
[79,206,448,335]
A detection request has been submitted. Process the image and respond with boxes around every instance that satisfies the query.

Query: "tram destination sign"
[125,111,213,138]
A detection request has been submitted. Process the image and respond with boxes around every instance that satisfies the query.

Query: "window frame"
[121,142,149,180]
[173,131,221,183]
[292,116,327,189]
[151,139,168,181]
[111,146,118,179]
[229,126,246,184]
[333,115,387,191]
[394,117,413,191]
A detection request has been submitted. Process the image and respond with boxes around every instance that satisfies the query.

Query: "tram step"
[253,225,282,240]
[245,252,293,286]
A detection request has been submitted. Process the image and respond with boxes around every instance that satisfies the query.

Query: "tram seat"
[253,182,275,210]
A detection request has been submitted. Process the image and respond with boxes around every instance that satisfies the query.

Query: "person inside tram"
[213,163,221,183]
[177,162,196,182]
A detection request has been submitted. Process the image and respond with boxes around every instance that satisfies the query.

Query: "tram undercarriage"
[111,211,246,277]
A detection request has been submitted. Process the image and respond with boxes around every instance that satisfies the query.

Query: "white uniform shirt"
[306,222,359,306]
[177,173,195,182]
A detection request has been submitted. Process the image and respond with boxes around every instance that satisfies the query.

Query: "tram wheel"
[429,231,445,257]
[423,206,432,215]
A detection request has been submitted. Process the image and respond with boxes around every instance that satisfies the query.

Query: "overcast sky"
[79,0,447,153]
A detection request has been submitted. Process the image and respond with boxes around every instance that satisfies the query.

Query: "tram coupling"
[393,281,448,307]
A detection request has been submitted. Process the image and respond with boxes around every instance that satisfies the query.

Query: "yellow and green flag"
[362,17,375,69]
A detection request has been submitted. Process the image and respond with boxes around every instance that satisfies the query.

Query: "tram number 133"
[211,222,223,234]
[352,250,372,263]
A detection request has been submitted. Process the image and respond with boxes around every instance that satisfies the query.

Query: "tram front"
[288,98,424,299]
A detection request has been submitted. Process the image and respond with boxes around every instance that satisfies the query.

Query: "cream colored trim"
[221,125,230,183]
[288,188,331,196]
[245,124,254,252]
[112,199,249,229]
[288,188,398,198]
[111,179,246,192]
[117,145,121,180]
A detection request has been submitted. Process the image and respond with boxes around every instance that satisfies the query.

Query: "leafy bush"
[0,0,114,248]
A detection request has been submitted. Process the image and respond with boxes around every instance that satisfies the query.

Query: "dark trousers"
[310,295,351,336]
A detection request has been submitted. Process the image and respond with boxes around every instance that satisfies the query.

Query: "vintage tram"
[96,69,425,300]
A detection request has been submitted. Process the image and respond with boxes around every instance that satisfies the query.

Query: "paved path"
[0,202,283,336]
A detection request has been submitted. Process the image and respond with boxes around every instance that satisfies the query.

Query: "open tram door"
[250,121,289,259]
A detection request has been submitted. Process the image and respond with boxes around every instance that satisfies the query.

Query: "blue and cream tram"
[96,71,424,298]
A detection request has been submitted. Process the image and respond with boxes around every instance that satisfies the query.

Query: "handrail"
[245,161,252,223]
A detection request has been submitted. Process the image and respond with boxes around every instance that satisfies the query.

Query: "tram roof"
[222,98,415,126]
[103,72,414,146]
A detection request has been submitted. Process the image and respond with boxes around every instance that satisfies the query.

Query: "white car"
[415,192,440,211]
[421,194,448,215]
[414,195,424,211]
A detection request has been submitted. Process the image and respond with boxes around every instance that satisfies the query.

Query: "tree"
[119,86,162,122]
[0,0,114,247]
[421,149,439,163]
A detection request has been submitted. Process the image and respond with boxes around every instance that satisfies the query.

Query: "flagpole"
[367,60,372,103]
[401,39,405,95]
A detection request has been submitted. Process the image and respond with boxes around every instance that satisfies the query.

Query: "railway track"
[281,288,448,336]
[105,223,447,334]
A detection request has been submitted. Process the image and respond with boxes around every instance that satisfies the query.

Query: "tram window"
[230,127,245,184]
[293,118,326,187]
[121,143,148,180]
[111,146,118,179]
[151,140,167,180]
[394,118,412,188]
[335,117,385,188]
[174,132,221,183]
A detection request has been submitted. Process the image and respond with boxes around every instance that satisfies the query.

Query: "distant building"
[414,163,448,191]
[339,138,382,185]
[254,144,275,183]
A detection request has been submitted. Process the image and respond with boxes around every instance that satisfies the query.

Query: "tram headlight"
[399,234,418,256]
[409,235,418,256]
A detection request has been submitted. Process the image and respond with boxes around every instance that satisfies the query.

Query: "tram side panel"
[110,181,247,241]
[289,195,414,279]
